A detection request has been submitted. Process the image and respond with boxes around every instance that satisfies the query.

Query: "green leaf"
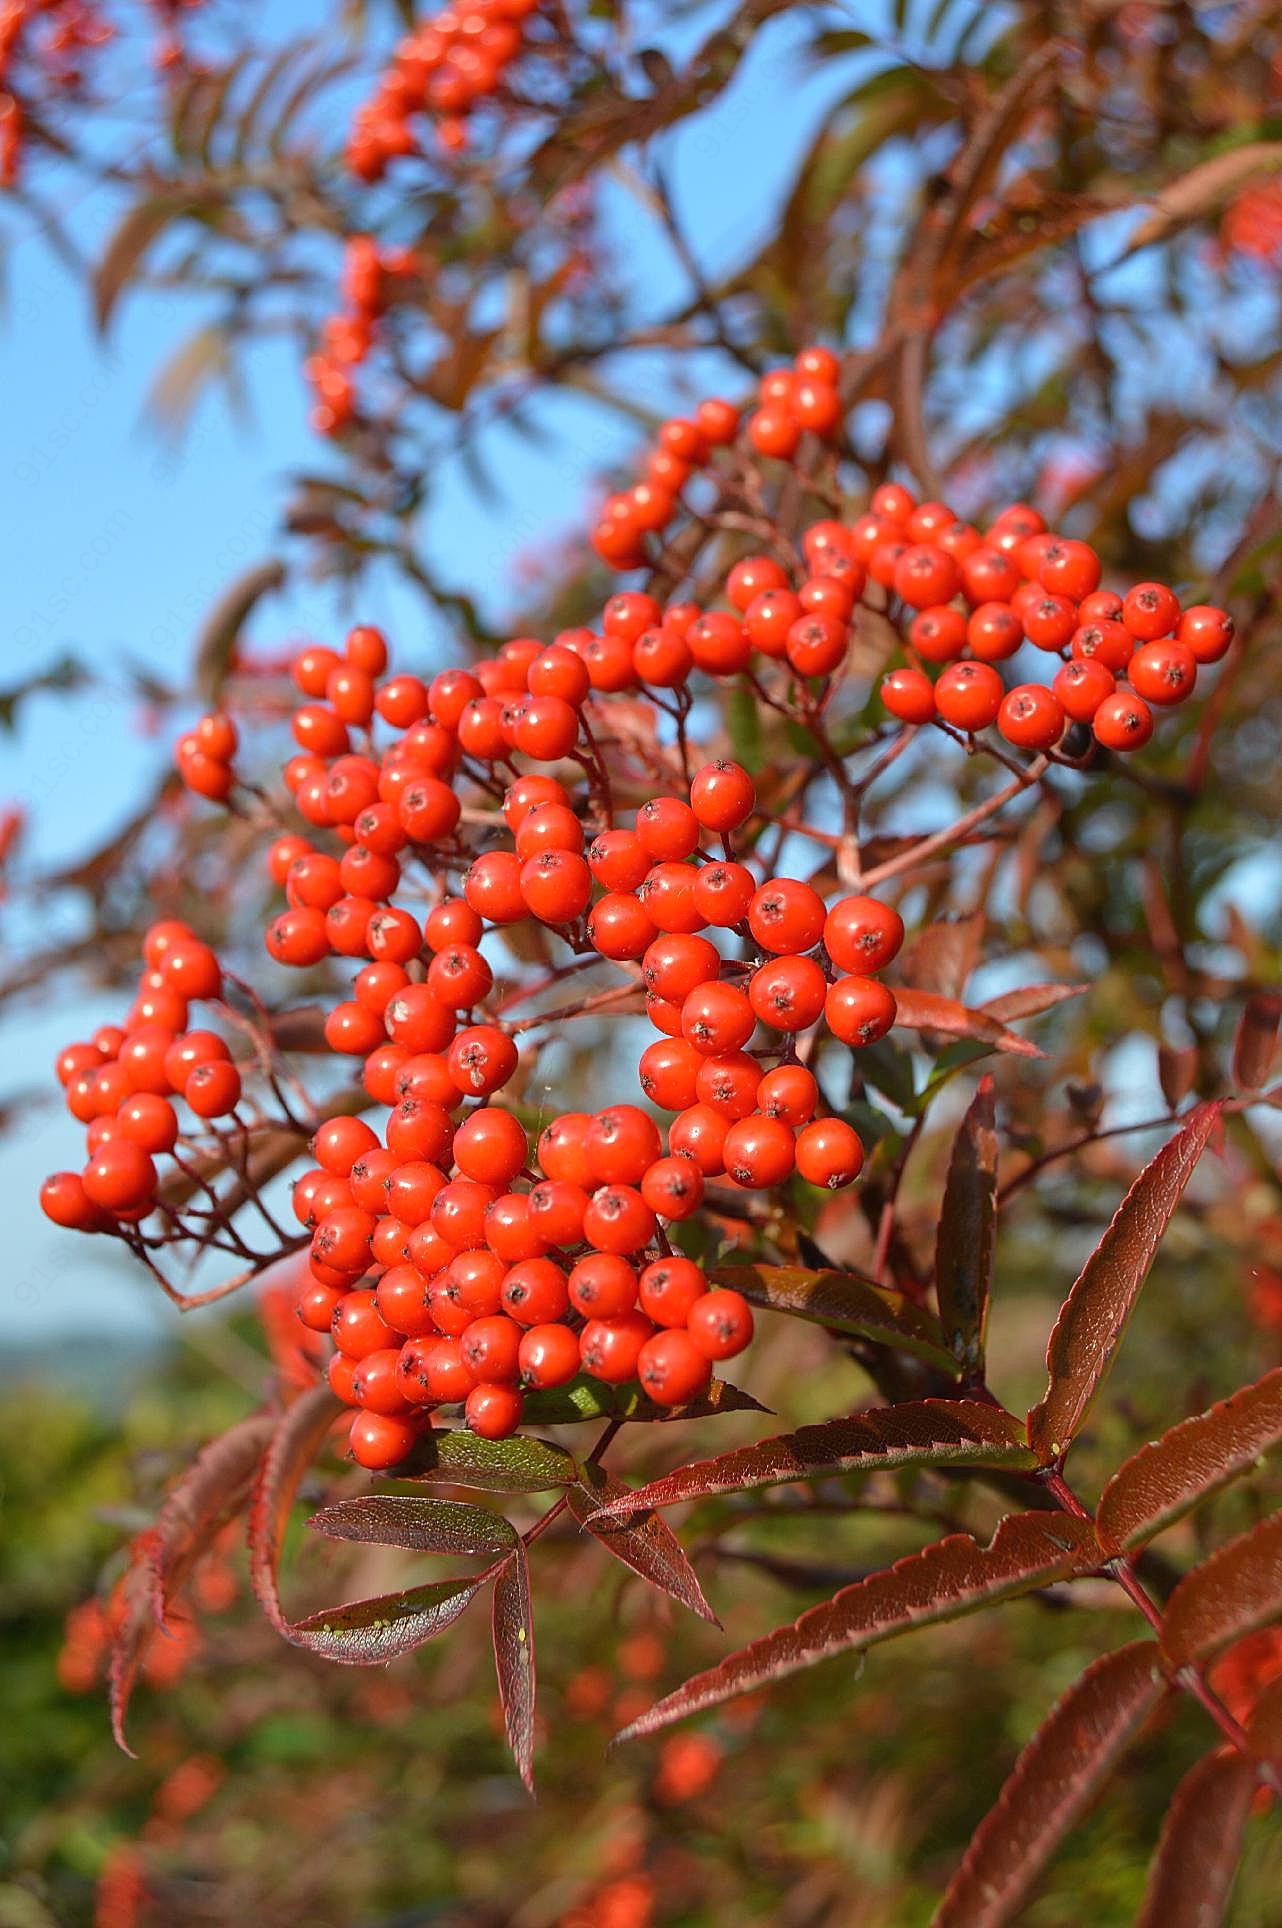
[403,1429,576,1493]
[307,1495,518,1558]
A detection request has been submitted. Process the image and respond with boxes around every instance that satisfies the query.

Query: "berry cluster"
[0,0,110,183]
[591,345,845,570]
[174,709,239,801]
[236,606,896,1464]
[346,0,544,177]
[40,921,239,1233]
[304,236,421,438]
[863,490,1232,754]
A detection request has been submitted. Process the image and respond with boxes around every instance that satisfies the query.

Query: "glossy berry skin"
[825,976,897,1047]
[824,896,903,975]
[1178,605,1234,664]
[687,1288,754,1361]
[881,667,936,724]
[579,1312,653,1384]
[349,1412,421,1470]
[638,1256,707,1328]
[795,1118,865,1188]
[757,1063,818,1125]
[636,1330,712,1407]
[465,1383,524,1439]
[935,662,1004,733]
[1053,658,1115,724]
[997,684,1065,751]
[517,1323,581,1390]
[1129,640,1197,706]
[1093,690,1154,752]
[690,760,756,833]
[748,879,825,956]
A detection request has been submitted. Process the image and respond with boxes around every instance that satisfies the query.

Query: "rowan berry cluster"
[250,605,897,1464]
[346,0,545,177]
[304,236,421,437]
[40,921,241,1234]
[861,489,1233,753]
[0,0,110,183]
[591,345,845,570]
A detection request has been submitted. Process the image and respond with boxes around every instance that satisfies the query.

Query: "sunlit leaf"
[598,1400,1035,1517]
[1096,1367,1282,1555]
[1135,1748,1257,1928]
[1027,1104,1222,1463]
[1161,1508,1282,1667]
[936,1642,1167,1927]
[709,1264,959,1376]
[614,1513,1100,1739]
[569,1462,717,1623]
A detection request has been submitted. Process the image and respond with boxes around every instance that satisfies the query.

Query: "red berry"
[636,1330,711,1406]
[795,1117,864,1188]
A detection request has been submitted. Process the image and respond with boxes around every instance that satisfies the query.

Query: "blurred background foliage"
[5,0,1282,1922]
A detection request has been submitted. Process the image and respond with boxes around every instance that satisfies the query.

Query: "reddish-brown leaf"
[935,1642,1167,1927]
[896,913,984,1000]
[309,1495,518,1558]
[568,1462,717,1624]
[980,983,1088,1025]
[893,987,1047,1059]
[1161,1508,1282,1667]
[289,1578,483,1665]
[1124,140,1282,257]
[708,1264,957,1375]
[110,1409,274,1752]
[1096,1367,1282,1555]
[247,1384,345,1641]
[1027,1104,1222,1464]
[1135,1749,1257,1928]
[1157,1044,1199,1111]
[599,1401,1035,1518]
[492,1546,536,1792]
[934,1077,998,1377]
[613,1513,1100,1741]
[1233,992,1282,1091]
[1247,1675,1282,1768]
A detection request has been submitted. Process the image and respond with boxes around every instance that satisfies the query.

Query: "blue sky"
[3,1,887,1344]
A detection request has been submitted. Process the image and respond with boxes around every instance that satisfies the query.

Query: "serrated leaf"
[1233,992,1282,1091]
[1135,1749,1257,1928]
[893,988,1047,1058]
[247,1384,344,1642]
[614,1513,1100,1740]
[403,1429,576,1493]
[492,1547,536,1791]
[110,1410,274,1751]
[290,1577,482,1664]
[1124,141,1282,257]
[709,1264,959,1376]
[308,1494,518,1557]
[1027,1104,1222,1464]
[934,1077,997,1377]
[599,1400,1036,1517]
[935,1642,1167,1928]
[569,1462,717,1623]
[1161,1509,1282,1667]
[1096,1367,1282,1556]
